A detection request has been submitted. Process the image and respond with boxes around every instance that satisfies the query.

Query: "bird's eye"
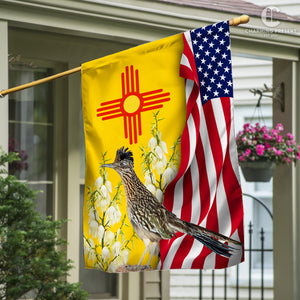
[120,161,127,167]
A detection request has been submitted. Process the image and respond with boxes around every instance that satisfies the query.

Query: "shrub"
[0,150,87,300]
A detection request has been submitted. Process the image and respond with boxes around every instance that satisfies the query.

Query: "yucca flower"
[112,241,122,257]
[155,189,164,202]
[98,225,105,241]
[102,247,111,261]
[104,230,115,246]
[163,166,177,188]
[88,219,98,238]
[106,205,122,226]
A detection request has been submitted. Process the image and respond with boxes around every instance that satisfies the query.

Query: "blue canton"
[190,21,233,105]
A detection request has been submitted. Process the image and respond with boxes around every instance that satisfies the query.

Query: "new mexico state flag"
[81,33,186,272]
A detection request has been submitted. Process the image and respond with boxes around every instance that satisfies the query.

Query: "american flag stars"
[190,21,233,105]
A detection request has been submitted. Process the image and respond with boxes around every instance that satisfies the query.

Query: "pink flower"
[243,123,250,130]
[265,142,271,149]
[256,144,265,156]
[243,123,250,132]
[275,149,283,156]
[276,135,283,143]
[276,123,284,131]
[244,149,251,157]
[287,147,293,153]
[287,132,294,140]
[284,157,291,164]
[271,128,278,137]
[263,133,272,140]
[239,156,245,162]
[261,126,269,134]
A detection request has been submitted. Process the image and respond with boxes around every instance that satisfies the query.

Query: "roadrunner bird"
[102,147,242,266]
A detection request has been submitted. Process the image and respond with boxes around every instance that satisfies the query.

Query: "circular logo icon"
[261,6,281,28]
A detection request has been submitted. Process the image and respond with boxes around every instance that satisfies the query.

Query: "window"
[8,61,54,217]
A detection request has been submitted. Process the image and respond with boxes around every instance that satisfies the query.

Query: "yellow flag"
[82,33,186,272]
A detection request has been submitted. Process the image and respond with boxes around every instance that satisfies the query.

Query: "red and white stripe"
[160,30,244,270]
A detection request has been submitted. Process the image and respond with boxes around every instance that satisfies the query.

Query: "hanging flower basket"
[239,161,276,182]
[236,123,300,182]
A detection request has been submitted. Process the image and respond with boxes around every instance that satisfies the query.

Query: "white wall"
[247,0,300,17]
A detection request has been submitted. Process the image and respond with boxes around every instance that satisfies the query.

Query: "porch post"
[0,21,8,151]
[272,58,300,300]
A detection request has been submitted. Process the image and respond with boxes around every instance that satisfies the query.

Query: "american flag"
[160,21,244,269]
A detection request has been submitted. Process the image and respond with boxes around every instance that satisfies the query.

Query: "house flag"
[81,20,244,273]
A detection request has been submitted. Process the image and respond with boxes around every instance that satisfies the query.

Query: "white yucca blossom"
[111,241,122,257]
[108,248,129,272]
[153,160,166,174]
[99,198,109,212]
[119,249,129,264]
[156,189,164,202]
[89,208,99,220]
[83,238,91,256]
[154,145,164,160]
[84,238,96,264]
[160,141,168,154]
[94,192,101,208]
[148,136,157,150]
[88,219,98,238]
[146,183,156,195]
[105,180,112,193]
[152,145,167,174]
[163,166,177,188]
[100,185,110,200]
[102,246,111,261]
[144,171,153,186]
[95,176,103,189]
[106,205,122,226]
[107,261,117,273]
[98,225,105,241]
[104,230,115,246]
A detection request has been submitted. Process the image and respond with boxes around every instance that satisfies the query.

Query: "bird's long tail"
[170,218,242,258]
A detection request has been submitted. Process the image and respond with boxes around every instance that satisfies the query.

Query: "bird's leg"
[138,238,150,266]
[146,242,158,266]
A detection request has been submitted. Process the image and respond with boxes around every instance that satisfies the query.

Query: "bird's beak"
[101,163,115,169]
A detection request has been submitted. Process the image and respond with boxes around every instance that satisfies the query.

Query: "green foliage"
[0,150,87,300]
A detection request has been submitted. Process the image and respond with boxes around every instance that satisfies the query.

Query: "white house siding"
[247,0,300,17]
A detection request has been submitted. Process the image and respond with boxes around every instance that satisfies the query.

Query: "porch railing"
[198,222,273,300]
[170,193,274,300]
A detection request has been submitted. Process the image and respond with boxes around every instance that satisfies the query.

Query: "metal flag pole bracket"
[0,15,249,98]
[250,82,285,112]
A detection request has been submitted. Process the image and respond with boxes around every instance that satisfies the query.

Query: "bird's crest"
[114,147,134,165]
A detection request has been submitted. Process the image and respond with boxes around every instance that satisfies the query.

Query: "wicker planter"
[240,161,276,182]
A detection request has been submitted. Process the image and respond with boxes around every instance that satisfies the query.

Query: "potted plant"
[236,122,300,182]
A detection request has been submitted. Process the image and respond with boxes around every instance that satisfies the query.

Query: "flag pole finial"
[229,15,250,26]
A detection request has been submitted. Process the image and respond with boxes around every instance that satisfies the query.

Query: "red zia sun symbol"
[96,65,170,144]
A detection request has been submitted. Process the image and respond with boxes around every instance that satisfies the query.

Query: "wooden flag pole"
[0,66,81,97]
[0,15,249,98]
